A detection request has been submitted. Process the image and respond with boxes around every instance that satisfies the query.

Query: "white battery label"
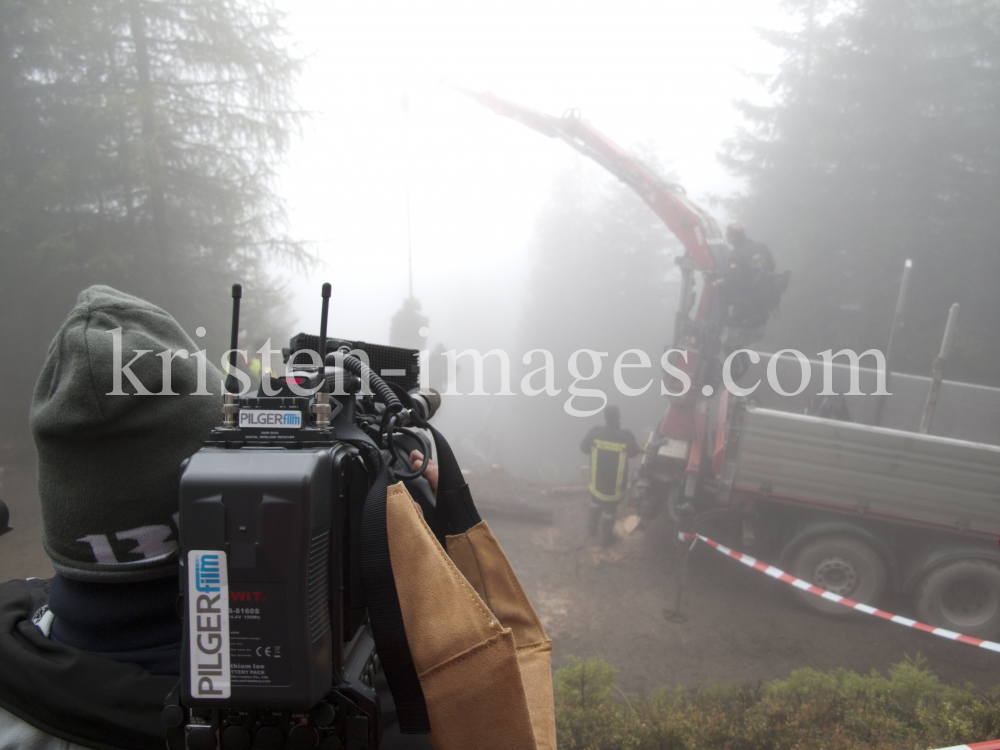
[188,550,231,699]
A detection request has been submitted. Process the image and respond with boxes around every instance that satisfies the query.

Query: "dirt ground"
[469,472,1000,694]
[2,463,997,695]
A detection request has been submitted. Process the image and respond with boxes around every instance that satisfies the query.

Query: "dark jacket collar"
[0,578,177,750]
[47,573,182,674]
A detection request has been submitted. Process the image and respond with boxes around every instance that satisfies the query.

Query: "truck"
[664,352,1000,637]
[455,86,1000,638]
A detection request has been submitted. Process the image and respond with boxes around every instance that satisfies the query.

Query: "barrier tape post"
[665,528,697,623]
[678,532,1000,654]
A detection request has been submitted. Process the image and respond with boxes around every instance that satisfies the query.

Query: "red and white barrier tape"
[679,532,1000,654]
[933,742,1000,750]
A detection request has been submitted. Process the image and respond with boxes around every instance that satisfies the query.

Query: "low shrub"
[553,654,1000,750]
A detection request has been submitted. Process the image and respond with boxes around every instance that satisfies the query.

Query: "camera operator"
[0,286,436,749]
[0,286,225,748]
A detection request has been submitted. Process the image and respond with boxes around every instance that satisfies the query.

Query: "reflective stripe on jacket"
[589,439,629,502]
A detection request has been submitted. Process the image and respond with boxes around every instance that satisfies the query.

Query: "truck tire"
[916,559,1000,639]
[789,535,887,616]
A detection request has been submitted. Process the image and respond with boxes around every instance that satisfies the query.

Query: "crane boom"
[452,84,727,274]
[451,84,793,524]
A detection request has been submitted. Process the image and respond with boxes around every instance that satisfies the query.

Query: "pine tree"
[0,0,305,457]
[722,0,1000,384]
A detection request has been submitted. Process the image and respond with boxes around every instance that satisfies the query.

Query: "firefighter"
[580,405,639,546]
[722,223,779,329]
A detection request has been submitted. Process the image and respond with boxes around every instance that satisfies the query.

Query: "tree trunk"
[128,0,167,259]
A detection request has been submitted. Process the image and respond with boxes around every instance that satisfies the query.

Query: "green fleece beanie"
[30,285,224,582]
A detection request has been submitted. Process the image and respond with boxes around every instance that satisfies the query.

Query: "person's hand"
[409,450,438,496]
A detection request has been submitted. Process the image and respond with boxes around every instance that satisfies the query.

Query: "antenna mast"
[403,92,413,299]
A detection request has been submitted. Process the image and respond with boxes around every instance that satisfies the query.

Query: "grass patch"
[554,654,1000,750]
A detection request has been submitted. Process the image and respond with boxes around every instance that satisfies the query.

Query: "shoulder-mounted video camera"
[165,284,442,750]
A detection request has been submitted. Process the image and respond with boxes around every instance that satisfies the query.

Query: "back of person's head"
[726,223,747,245]
[604,404,620,426]
[30,285,223,583]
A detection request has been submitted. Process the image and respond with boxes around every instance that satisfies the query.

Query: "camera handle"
[335,351,430,484]
[383,415,432,482]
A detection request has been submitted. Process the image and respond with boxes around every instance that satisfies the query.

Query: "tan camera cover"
[385,481,556,750]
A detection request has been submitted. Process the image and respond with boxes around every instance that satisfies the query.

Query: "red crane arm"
[455,84,726,274]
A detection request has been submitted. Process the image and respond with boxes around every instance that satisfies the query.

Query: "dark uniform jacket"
[727,238,775,290]
[0,578,175,750]
[724,238,778,328]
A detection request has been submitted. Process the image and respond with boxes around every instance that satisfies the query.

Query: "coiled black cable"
[339,351,429,481]
[339,351,402,413]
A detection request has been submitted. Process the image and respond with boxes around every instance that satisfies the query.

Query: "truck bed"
[728,404,1000,538]
[733,353,1000,445]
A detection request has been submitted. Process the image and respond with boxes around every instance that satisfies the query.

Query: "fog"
[3,0,1000,734]
[274,0,791,472]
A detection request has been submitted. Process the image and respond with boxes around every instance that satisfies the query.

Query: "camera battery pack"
[179,448,334,709]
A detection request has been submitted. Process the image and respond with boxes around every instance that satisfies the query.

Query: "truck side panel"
[732,407,1000,536]
[734,355,1000,444]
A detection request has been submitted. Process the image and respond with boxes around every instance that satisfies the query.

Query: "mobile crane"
[454,86,1000,639]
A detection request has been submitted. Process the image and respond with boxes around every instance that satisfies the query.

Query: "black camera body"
[169,303,428,749]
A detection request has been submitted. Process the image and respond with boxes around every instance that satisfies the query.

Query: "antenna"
[318,282,331,369]
[225,283,242,396]
[403,92,413,298]
[312,283,333,427]
[221,283,243,427]
[407,191,413,298]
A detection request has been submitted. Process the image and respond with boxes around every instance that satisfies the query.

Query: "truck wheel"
[789,535,887,616]
[916,560,1000,639]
